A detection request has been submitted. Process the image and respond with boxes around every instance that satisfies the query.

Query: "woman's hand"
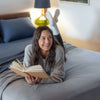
[25,75,42,85]
[35,77,42,83]
[25,75,36,85]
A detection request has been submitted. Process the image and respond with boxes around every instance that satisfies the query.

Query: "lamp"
[34,0,50,26]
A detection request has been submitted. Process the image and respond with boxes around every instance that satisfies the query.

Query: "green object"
[35,15,49,26]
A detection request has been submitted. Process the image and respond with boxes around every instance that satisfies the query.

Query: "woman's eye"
[49,36,52,39]
[48,36,52,40]
[41,37,45,40]
[40,36,52,40]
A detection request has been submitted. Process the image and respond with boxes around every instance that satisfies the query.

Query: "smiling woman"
[60,0,89,4]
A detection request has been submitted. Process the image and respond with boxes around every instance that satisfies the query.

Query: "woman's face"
[38,30,53,52]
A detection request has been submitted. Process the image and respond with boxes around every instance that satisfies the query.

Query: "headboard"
[0,12,30,20]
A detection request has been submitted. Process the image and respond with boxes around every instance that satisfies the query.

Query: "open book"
[9,59,50,78]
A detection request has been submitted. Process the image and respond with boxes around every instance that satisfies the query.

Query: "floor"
[62,35,100,53]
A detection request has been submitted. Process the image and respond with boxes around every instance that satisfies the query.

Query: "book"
[9,59,50,78]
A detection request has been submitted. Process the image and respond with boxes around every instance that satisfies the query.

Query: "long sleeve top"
[23,44,65,84]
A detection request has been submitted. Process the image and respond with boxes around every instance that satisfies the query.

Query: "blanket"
[0,70,24,100]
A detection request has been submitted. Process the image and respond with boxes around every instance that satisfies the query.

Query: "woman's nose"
[45,38,50,43]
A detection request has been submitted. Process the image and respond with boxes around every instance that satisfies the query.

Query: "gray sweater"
[23,44,65,84]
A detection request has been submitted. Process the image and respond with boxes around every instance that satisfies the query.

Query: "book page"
[25,65,43,72]
[9,61,24,71]
[25,65,50,78]
[9,61,27,77]
[9,67,27,77]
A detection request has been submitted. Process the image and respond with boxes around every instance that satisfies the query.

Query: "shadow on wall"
[89,9,100,43]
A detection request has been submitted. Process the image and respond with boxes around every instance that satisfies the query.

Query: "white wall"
[58,0,100,43]
[0,0,34,14]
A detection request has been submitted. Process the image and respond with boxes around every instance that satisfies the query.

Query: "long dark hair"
[30,26,57,68]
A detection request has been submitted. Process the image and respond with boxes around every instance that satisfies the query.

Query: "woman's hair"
[30,26,57,68]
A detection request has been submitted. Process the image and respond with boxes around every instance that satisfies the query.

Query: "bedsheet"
[0,40,100,100]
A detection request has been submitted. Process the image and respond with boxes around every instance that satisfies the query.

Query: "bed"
[0,12,100,100]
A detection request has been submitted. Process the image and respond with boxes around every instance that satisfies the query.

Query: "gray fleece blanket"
[0,40,100,100]
[0,37,32,100]
[0,70,24,100]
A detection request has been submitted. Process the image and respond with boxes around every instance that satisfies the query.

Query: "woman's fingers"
[35,77,42,83]
[25,75,42,84]
[35,77,39,82]
[25,75,36,85]
[28,76,33,83]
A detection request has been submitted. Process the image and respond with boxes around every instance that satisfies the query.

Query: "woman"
[23,26,65,85]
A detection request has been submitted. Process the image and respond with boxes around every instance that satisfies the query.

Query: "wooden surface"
[62,35,100,52]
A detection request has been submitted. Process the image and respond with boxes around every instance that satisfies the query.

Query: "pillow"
[0,17,36,43]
